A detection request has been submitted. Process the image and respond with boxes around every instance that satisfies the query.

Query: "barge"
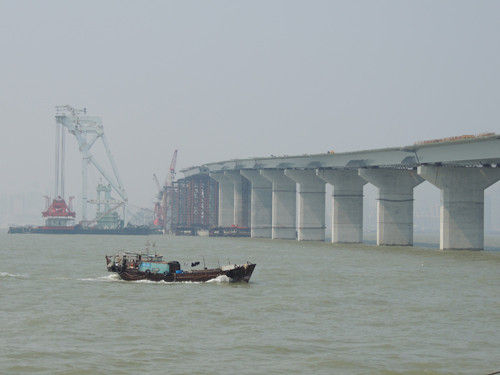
[106,252,256,283]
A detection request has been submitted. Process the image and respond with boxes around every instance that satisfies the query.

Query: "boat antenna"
[203,256,206,269]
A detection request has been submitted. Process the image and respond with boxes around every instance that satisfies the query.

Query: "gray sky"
[0,0,499,212]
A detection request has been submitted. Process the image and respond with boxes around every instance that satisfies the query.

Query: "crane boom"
[153,149,179,233]
[170,149,178,173]
[153,174,161,193]
[165,149,178,187]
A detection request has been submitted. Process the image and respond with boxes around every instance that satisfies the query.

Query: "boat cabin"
[138,260,181,274]
[106,251,183,275]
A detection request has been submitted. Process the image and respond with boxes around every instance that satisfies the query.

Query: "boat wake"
[206,275,233,283]
[79,274,233,284]
[133,279,202,284]
[0,271,28,279]
[78,274,122,282]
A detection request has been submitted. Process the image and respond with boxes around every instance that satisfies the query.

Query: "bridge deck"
[181,134,500,177]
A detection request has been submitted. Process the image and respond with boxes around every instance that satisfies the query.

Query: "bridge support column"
[284,170,325,241]
[240,170,272,238]
[209,172,234,227]
[260,169,296,240]
[359,168,423,246]
[317,169,366,243]
[224,171,249,227]
[418,165,500,250]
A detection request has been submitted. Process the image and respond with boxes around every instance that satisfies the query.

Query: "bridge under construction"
[9,106,500,247]
[178,134,500,250]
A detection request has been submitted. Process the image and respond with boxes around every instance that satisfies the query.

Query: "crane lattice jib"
[55,105,128,221]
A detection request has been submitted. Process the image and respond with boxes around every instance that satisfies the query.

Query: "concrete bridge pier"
[209,172,234,227]
[224,171,250,227]
[260,169,297,240]
[418,165,500,250]
[316,169,366,243]
[359,168,423,246]
[240,170,272,238]
[285,169,325,241]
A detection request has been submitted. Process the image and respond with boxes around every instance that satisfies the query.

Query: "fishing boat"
[105,252,256,283]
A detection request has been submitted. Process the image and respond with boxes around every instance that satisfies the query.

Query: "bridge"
[180,134,500,250]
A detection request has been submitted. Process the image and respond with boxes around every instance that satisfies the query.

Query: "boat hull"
[8,225,156,235]
[116,263,256,283]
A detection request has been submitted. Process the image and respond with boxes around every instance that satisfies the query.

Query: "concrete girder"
[182,135,500,177]
[285,169,326,241]
[224,171,249,227]
[316,169,366,243]
[240,170,272,238]
[418,165,500,250]
[359,168,423,246]
[209,172,234,227]
[260,169,297,240]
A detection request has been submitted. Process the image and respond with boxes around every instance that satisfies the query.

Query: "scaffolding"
[172,175,218,232]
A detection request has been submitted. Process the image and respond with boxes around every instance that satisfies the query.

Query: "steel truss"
[55,105,128,224]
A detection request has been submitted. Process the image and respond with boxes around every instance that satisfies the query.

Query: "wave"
[78,274,201,284]
[78,273,232,284]
[0,271,28,279]
[206,275,233,283]
[133,279,202,284]
[78,274,121,282]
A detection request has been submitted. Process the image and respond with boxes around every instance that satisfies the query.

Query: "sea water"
[1,232,499,374]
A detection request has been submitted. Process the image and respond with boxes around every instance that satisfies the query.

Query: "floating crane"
[8,106,156,235]
[55,105,128,227]
[40,108,77,228]
[153,150,178,233]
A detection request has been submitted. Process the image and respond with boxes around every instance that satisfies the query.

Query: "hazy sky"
[0,0,499,210]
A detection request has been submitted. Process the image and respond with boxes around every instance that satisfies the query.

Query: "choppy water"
[1,232,499,375]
